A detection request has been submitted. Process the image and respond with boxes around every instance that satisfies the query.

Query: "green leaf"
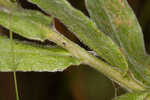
[0,7,52,41]
[113,92,149,100]
[0,0,17,8]
[28,0,128,73]
[85,0,150,86]
[0,35,80,71]
[85,0,146,59]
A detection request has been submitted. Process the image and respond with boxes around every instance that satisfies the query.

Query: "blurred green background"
[0,0,150,100]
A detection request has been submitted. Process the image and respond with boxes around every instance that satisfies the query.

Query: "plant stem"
[13,72,19,100]
[47,30,146,92]
[9,30,19,100]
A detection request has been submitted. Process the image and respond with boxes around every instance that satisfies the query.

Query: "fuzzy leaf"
[85,0,150,86]
[0,35,80,71]
[0,7,52,41]
[28,0,128,73]
[113,92,149,100]
[85,0,146,59]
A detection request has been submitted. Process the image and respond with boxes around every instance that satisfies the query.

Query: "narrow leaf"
[28,0,128,73]
[85,0,150,86]
[0,35,80,71]
[0,7,52,41]
[85,0,146,59]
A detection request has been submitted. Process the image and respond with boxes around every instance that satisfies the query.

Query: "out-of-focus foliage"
[113,92,149,100]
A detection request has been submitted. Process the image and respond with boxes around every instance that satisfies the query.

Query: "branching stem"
[47,30,146,92]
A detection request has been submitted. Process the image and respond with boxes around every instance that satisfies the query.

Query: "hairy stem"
[47,30,146,92]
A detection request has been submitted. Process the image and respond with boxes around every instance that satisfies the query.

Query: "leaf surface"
[85,0,146,59]
[0,35,80,71]
[85,0,150,86]
[28,0,128,73]
[0,7,52,41]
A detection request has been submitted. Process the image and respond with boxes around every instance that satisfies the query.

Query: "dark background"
[0,0,150,100]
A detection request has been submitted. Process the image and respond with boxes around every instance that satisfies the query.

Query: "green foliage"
[0,0,150,99]
[28,0,150,87]
[0,0,17,8]
[113,92,149,100]
[0,7,52,41]
[85,0,146,58]
[85,0,150,87]
[0,35,80,71]
[28,0,128,74]
[0,1,80,72]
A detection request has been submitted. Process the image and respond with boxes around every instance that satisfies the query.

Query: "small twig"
[112,81,118,97]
